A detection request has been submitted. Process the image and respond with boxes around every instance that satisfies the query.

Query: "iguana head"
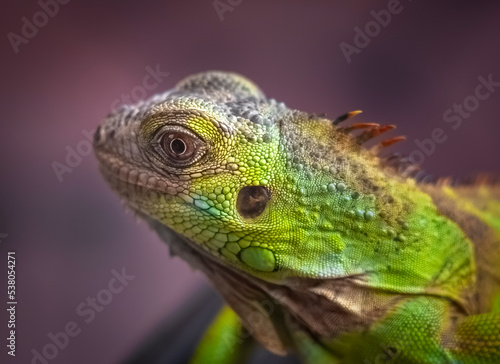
[94,71,477,352]
[94,71,473,294]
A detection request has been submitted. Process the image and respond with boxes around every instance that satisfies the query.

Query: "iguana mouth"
[95,148,188,200]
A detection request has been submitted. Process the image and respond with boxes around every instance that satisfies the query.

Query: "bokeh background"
[1,1,500,363]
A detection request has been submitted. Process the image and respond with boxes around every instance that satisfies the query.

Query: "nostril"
[236,186,271,219]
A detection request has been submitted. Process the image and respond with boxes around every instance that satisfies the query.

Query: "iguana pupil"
[161,131,195,162]
[170,138,186,154]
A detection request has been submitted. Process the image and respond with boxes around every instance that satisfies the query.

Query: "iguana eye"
[159,129,204,166]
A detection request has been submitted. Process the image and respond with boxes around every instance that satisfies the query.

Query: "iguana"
[93,71,500,363]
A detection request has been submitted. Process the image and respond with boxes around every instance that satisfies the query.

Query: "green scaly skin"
[94,71,500,363]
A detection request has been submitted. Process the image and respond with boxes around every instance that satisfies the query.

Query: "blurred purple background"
[1,1,499,363]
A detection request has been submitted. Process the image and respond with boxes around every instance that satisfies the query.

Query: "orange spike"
[380,136,406,148]
[373,124,396,134]
[355,124,396,144]
[436,177,453,186]
[340,122,380,133]
[333,110,363,125]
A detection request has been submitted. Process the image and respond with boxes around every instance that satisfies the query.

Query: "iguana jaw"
[146,215,397,356]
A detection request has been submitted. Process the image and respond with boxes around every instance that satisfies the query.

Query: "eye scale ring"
[156,127,206,167]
